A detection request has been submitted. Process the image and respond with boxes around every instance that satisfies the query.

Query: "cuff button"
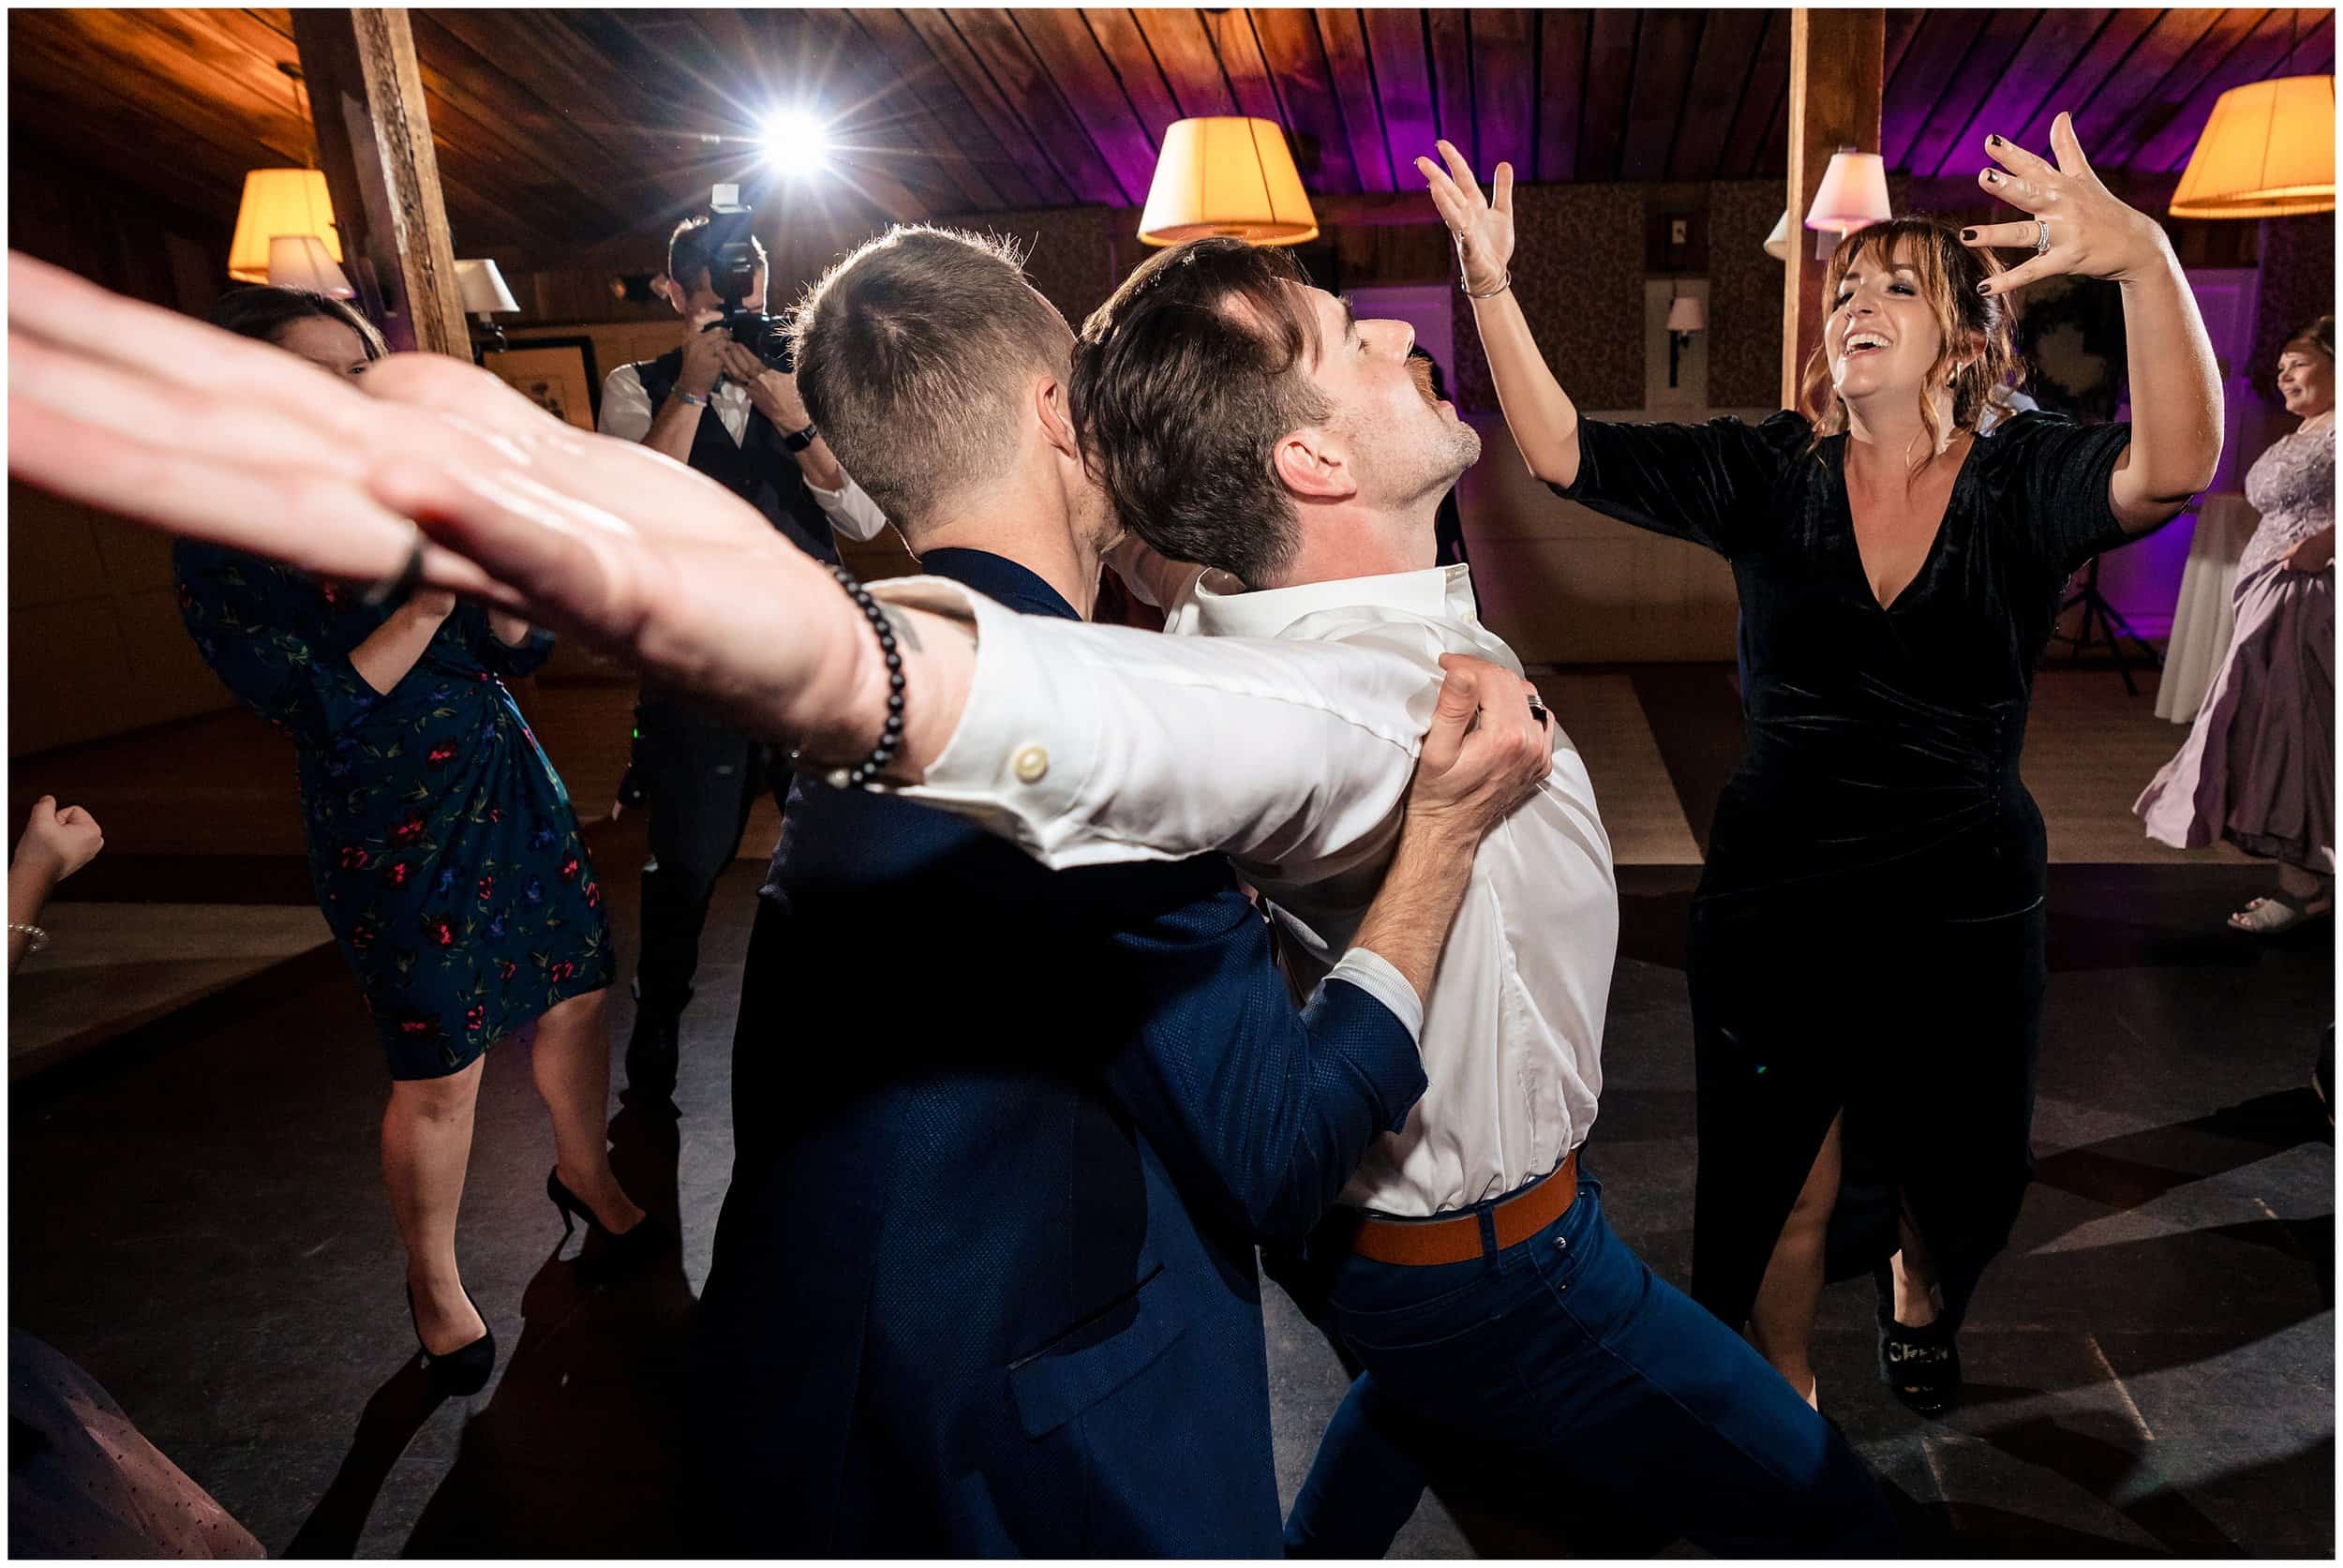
[1011,744,1050,784]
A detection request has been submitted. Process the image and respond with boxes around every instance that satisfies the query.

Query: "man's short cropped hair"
[790,225,1073,530]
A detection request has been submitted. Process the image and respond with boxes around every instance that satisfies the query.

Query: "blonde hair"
[1798,217,2016,467]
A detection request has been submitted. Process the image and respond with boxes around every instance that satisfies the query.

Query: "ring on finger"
[2035,219,2052,256]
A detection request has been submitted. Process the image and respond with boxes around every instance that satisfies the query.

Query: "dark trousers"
[633,697,765,1023]
[1281,1172,1903,1559]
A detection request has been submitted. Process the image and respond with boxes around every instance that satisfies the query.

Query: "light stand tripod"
[2053,555,2163,695]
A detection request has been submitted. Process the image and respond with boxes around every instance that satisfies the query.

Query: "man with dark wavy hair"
[1066,235,1902,1559]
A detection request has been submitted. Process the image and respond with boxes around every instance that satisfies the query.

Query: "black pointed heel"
[405,1284,495,1397]
[1877,1311,1961,1416]
[546,1169,665,1276]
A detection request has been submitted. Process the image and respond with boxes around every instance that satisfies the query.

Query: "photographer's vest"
[630,349,840,568]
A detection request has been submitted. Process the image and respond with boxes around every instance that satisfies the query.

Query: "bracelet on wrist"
[673,389,711,410]
[788,564,906,790]
[1460,269,1512,300]
[10,921,50,954]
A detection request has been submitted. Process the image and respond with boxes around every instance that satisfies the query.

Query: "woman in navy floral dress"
[174,289,651,1391]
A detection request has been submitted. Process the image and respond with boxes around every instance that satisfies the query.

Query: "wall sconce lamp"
[1665,294,1706,389]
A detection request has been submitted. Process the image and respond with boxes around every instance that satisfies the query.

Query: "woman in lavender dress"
[2138,317,2335,931]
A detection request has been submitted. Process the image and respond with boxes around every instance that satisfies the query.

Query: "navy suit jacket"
[690,549,1426,1556]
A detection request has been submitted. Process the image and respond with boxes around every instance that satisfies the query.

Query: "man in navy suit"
[688,228,1552,1555]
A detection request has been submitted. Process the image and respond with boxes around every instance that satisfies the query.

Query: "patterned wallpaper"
[1707,180,1787,410]
[1448,184,1648,413]
[937,203,1139,333]
[2252,213,2336,399]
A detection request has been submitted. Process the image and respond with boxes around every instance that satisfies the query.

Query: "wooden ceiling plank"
[1130,9,1241,121]
[1533,10,1591,183]
[1470,8,1537,181]
[1883,9,1924,87]
[1722,9,1792,180]
[1669,8,1771,181]
[1620,9,1703,183]
[1082,8,1191,143]
[1205,10,1287,126]
[2284,8,2338,74]
[1578,9,1640,181]
[1362,7,1440,180]
[1880,12,1991,169]
[1923,10,2106,179]
[2142,8,2334,171]
[2007,7,2161,151]
[1426,9,1478,168]
[900,7,1080,206]
[936,8,1125,205]
[1899,10,2041,177]
[1012,7,1165,204]
[2065,8,2227,157]
[2100,7,2275,169]
[1317,7,1399,192]
[848,8,1036,210]
[1249,6,1363,193]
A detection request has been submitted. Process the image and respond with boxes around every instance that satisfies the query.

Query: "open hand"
[1404,653,1552,842]
[14,796,103,885]
[1963,112,2171,295]
[1415,141,1515,295]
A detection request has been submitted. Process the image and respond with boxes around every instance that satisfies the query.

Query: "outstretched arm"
[1966,112,2222,532]
[7,256,1476,873]
[1417,140,1584,488]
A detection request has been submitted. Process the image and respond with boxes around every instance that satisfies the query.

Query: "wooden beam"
[1783,9,1884,410]
[291,10,466,358]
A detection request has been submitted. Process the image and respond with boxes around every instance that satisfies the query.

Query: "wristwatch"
[782,421,819,453]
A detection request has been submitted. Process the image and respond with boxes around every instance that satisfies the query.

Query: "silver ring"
[2035,220,2052,256]
[1527,694,1550,725]
[360,527,428,607]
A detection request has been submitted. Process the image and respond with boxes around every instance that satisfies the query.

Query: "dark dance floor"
[9,675,2335,1558]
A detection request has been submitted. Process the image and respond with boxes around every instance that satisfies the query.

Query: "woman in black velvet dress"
[1423,117,2221,1412]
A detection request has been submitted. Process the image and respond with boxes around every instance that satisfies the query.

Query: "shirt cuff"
[1324,948,1423,1044]
[864,576,1109,863]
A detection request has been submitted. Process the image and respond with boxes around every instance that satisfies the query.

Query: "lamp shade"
[265,235,354,298]
[1764,209,1791,261]
[1139,117,1319,246]
[1665,295,1707,334]
[455,258,521,315]
[2170,74,2336,219]
[228,169,342,283]
[1805,151,1892,232]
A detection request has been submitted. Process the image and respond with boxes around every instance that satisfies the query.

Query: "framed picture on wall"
[482,336,602,432]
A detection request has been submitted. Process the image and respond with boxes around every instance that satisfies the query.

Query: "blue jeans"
[1284,1173,1903,1558]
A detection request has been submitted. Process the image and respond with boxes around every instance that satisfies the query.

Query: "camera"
[703,185,793,373]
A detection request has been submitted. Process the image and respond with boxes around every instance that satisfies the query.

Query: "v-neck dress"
[1554,408,2140,1335]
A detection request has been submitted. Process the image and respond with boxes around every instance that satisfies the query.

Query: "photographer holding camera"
[599,205,889,1112]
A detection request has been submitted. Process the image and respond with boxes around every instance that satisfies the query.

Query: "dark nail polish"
[1961,228,1977,241]
[1987,134,2004,148]
[1977,282,1992,295]
[1983,170,2003,183]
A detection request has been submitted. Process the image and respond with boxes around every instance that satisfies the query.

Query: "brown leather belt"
[1350,1149,1579,1267]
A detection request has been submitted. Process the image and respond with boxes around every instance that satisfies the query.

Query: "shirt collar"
[1188,562,1482,640]
[915,548,1080,621]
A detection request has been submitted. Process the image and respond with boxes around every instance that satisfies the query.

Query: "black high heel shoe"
[405,1283,495,1396]
[546,1169,666,1277]
[1876,1310,1961,1416]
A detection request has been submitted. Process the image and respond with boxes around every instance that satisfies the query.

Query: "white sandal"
[2228,893,2335,934]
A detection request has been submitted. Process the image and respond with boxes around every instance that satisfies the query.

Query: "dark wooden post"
[291,9,468,356]
[1782,8,1885,410]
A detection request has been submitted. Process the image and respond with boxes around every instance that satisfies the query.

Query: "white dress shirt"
[869,564,1618,1217]
[598,362,890,544]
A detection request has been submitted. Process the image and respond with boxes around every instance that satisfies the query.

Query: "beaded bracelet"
[798,563,906,790]
[9,921,49,954]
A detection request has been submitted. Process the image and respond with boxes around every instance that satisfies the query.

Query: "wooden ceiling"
[10,8,2336,269]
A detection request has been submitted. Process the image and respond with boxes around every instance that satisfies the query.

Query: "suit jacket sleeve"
[1100,879,1425,1246]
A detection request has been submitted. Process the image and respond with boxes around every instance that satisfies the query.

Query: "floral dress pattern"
[174,543,615,1079]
